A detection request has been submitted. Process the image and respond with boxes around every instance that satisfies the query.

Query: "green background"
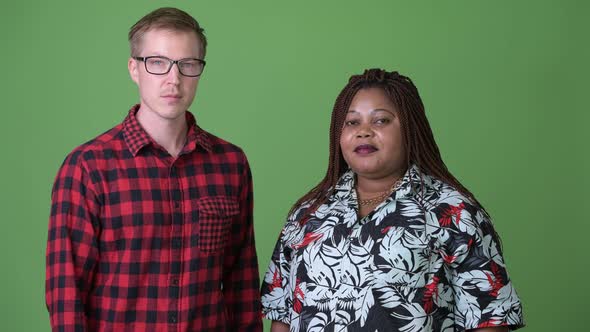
[1,0,588,331]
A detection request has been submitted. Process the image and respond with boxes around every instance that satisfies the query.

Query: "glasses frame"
[133,56,206,77]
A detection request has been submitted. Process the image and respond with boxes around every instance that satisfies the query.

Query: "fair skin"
[128,28,202,157]
[270,88,509,332]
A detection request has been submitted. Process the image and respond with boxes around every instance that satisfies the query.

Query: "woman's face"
[339,88,406,181]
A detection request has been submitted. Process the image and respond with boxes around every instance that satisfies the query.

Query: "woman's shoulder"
[413,172,492,233]
[416,171,479,211]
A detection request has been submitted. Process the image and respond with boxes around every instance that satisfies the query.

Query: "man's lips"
[162,94,181,99]
[354,144,378,154]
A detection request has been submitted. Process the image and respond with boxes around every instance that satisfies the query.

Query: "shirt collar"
[122,104,213,156]
[334,164,427,199]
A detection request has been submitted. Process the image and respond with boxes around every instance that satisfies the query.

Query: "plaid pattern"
[46,105,262,331]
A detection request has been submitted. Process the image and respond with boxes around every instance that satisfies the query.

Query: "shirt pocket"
[195,196,239,254]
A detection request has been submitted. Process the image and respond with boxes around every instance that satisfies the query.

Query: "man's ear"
[128,57,139,84]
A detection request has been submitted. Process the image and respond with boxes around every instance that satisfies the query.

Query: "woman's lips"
[354,144,378,154]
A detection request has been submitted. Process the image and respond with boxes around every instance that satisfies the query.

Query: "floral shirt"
[261,166,524,331]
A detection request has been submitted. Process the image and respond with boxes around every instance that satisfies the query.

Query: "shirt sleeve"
[45,151,100,332]
[260,226,292,324]
[222,154,262,331]
[443,202,525,331]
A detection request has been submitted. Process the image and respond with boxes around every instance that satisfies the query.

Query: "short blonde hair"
[128,7,207,58]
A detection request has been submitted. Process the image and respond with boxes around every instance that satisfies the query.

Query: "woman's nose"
[356,124,373,138]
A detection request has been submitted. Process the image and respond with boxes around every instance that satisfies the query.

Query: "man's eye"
[180,62,196,69]
[149,59,165,66]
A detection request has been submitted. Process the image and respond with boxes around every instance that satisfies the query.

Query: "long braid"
[288,68,501,251]
[289,77,360,221]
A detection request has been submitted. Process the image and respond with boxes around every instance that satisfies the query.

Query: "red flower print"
[486,261,504,297]
[293,279,305,313]
[439,202,465,227]
[293,232,323,249]
[423,276,440,313]
[268,268,282,292]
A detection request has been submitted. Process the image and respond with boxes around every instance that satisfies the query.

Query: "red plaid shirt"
[46,105,262,331]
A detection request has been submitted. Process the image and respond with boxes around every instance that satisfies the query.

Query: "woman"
[261,69,524,331]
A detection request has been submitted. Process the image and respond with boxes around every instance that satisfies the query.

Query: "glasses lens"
[178,60,204,77]
[145,57,171,74]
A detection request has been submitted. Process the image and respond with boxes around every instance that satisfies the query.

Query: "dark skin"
[338,88,406,219]
[271,89,511,332]
[356,184,399,218]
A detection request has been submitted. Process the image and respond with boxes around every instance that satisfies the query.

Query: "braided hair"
[290,68,502,248]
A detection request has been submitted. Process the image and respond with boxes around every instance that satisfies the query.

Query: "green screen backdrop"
[1,0,588,331]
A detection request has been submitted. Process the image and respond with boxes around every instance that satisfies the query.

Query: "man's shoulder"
[61,123,125,167]
[200,128,247,157]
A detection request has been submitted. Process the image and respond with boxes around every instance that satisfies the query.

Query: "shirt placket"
[334,200,359,328]
[168,160,183,330]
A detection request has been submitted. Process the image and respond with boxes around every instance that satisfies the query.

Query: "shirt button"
[171,278,179,286]
[169,312,178,323]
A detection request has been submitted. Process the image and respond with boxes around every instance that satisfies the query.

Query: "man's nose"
[166,63,182,83]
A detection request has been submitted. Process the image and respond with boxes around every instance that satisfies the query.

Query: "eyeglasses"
[133,56,206,77]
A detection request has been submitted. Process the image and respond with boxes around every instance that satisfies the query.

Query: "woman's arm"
[271,320,290,332]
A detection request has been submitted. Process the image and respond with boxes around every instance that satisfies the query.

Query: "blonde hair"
[128,7,207,57]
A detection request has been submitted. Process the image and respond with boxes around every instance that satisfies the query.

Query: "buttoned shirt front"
[261,166,524,331]
[46,105,262,331]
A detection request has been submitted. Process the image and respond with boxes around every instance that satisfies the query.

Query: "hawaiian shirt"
[261,165,524,331]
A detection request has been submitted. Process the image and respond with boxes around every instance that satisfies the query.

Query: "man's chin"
[152,107,186,120]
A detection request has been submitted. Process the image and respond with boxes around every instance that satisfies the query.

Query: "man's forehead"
[136,28,203,55]
[140,27,199,41]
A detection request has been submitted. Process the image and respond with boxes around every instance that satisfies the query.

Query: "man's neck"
[136,107,188,158]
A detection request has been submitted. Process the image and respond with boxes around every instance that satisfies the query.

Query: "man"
[45,7,262,331]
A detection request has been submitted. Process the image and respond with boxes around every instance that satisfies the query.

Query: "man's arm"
[46,152,100,331]
[222,155,262,331]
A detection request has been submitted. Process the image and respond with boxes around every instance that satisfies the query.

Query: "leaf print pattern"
[261,165,525,331]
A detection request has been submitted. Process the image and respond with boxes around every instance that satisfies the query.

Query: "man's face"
[128,29,202,121]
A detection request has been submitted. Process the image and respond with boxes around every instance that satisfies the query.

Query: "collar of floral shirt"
[333,164,428,202]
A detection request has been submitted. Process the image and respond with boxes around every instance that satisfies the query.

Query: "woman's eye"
[375,118,391,125]
[344,120,358,126]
